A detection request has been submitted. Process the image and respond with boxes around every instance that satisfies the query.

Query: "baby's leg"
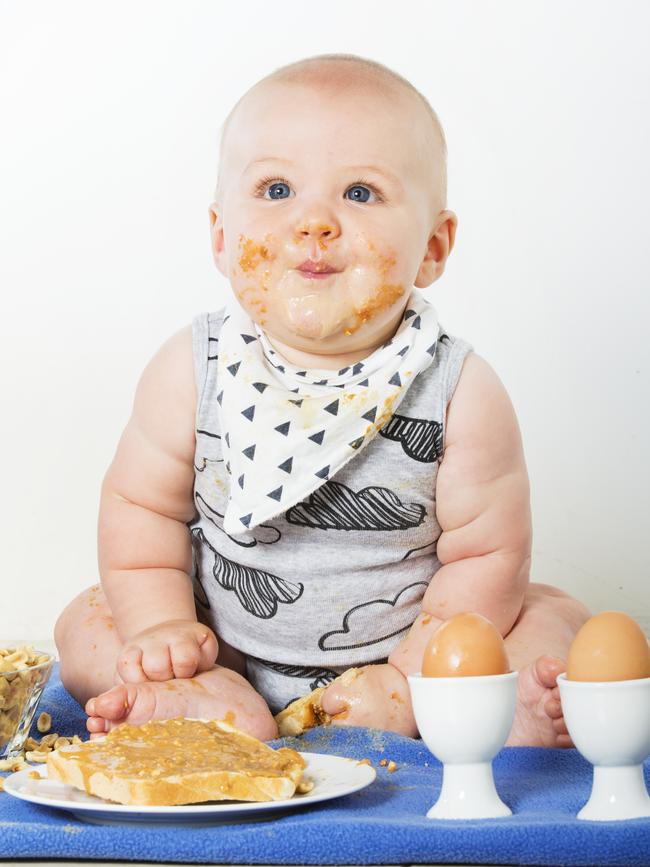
[504,582,590,746]
[54,584,278,741]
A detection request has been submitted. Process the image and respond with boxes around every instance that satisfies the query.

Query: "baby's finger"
[169,641,201,679]
[141,645,174,681]
[196,630,219,672]
[117,646,147,683]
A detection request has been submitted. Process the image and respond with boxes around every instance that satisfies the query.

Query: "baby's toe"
[535,655,566,690]
[91,684,130,721]
[86,715,108,733]
[544,697,563,719]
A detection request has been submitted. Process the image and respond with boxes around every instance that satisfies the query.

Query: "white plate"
[3,752,376,825]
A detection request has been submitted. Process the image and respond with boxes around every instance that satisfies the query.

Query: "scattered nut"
[54,737,70,749]
[38,733,58,749]
[357,758,372,766]
[28,770,40,780]
[387,760,397,773]
[379,758,388,766]
[25,750,50,763]
[0,777,4,792]
[37,712,52,733]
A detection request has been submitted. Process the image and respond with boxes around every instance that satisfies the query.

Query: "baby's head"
[209,54,456,366]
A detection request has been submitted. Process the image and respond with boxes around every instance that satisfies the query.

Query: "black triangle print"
[362,407,377,423]
[241,333,257,344]
[290,387,300,393]
[315,465,330,479]
[352,362,364,375]
[403,308,416,319]
[396,346,409,357]
[349,436,364,450]
[289,398,303,407]
[216,390,224,405]
[253,381,268,393]
[275,421,291,436]
[313,379,328,386]
[426,342,437,356]
[240,513,252,527]
[358,378,370,387]
[411,315,421,329]
[389,372,402,387]
[278,457,293,474]
[243,444,256,461]
[267,485,283,501]
[338,367,350,376]
[309,430,325,445]
[241,405,256,422]
[227,362,241,377]
[238,474,245,489]
[323,399,339,416]
[297,371,308,377]
[277,365,285,373]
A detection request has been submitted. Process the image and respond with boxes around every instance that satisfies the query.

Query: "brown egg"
[421,612,510,677]
[566,611,650,682]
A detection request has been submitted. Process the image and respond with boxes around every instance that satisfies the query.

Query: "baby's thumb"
[197,630,219,670]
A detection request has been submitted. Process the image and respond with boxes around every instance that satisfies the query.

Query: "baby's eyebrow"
[244,157,403,189]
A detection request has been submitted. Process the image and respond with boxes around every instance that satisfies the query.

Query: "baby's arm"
[98,326,218,682]
[322,353,531,731]
[388,351,532,677]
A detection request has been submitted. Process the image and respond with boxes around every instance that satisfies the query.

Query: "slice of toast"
[275,667,361,737]
[46,717,310,806]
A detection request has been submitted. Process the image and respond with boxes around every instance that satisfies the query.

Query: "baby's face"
[211,81,453,360]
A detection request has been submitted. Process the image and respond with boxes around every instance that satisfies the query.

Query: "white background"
[1,0,648,642]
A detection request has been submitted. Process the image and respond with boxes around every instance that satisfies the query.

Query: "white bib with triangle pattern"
[215,289,440,535]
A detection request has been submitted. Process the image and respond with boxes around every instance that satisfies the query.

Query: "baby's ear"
[414,210,457,288]
[208,203,228,277]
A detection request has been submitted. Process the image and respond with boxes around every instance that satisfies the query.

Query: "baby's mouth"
[295,258,342,280]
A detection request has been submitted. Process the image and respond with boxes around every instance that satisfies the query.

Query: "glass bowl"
[0,646,55,759]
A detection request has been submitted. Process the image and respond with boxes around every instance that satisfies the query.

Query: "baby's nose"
[296,216,340,241]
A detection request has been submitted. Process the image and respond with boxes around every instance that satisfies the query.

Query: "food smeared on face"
[232,232,406,346]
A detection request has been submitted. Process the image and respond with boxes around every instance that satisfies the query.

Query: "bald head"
[214,54,448,211]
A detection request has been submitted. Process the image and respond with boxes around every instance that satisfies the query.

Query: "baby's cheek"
[342,259,407,335]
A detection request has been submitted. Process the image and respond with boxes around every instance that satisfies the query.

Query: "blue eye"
[346,185,375,203]
[267,182,291,200]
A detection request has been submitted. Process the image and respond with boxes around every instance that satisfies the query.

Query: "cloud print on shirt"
[318,581,429,651]
[190,527,303,619]
[286,480,426,531]
[379,413,444,463]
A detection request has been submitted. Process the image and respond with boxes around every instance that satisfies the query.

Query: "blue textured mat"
[1,665,649,865]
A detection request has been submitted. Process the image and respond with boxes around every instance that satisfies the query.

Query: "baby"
[55,53,589,745]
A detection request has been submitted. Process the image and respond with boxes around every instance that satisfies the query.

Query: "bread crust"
[275,668,361,736]
[46,717,308,806]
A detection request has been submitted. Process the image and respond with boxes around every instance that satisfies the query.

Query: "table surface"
[5,642,481,867]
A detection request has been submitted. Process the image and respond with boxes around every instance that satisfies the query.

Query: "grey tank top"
[190,308,473,713]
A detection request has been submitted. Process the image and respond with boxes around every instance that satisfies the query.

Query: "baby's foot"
[506,656,572,748]
[85,665,278,742]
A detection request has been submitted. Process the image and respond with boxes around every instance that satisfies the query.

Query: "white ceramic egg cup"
[408,671,518,819]
[557,673,650,821]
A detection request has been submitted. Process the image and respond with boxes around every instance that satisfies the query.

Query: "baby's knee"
[54,583,108,655]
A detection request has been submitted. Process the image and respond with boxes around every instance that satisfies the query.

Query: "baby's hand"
[320,664,417,737]
[116,620,219,683]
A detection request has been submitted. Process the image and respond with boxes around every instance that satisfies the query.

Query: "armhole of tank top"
[193,308,227,429]
[440,336,474,454]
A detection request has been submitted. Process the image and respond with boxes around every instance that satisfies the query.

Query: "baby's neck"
[263,335,384,371]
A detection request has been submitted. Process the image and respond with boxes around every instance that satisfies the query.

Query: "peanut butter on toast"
[275,667,361,736]
[46,717,311,806]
